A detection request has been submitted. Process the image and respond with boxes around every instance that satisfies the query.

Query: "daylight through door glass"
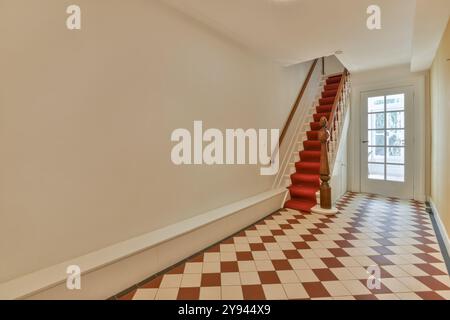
[367,94,405,182]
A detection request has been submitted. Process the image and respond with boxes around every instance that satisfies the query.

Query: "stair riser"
[289,191,317,202]
[290,180,320,189]
[306,131,319,140]
[299,154,320,162]
[326,77,341,85]
[319,97,335,105]
[296,167,320,174]
[316,106,333,113]
[313,114,330,122]
[324,84,339,91]
[322,90,338,98]
[303,144,321,151]
[295,162,320,171]
[310,122,322,131]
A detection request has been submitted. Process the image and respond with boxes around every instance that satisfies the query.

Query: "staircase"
[284,74,343,213]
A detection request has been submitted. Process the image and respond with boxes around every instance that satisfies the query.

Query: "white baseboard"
[0,188,287,300]
[428,197,450,257]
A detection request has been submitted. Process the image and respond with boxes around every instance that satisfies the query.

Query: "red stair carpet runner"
[284,73,343,213]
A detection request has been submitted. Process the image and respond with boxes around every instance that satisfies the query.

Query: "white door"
[360,87,414,199]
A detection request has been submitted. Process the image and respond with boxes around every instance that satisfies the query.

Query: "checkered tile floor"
[117,193,450,300]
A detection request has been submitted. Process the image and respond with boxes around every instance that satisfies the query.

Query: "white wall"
[347,65,427,201]
[324,55,346,76]
[0,0,311,282]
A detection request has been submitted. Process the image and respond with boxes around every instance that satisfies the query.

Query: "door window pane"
[368,113,385,129]
[366,92,407,183]
[368,130,385,146]
[369,163,385,180]
[387,165,405,182]
[386,112,404,129]
[387,147,405,164]
[368,147,385,163]
[368,96,385,113]
[386,94,404,111]
[386,130,405,146]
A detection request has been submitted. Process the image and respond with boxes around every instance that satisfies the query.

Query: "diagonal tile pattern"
[116,193,450,300]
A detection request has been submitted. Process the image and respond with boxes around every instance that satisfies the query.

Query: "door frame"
[347,71,427,202]
[360,86,415,199]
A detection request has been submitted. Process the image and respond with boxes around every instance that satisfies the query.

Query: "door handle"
[362,140,369,144]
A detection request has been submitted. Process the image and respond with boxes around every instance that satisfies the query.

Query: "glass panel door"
[367,94,405,182]
[361,87,414,199]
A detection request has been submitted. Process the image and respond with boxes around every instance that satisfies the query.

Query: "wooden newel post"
[318,116,332,210]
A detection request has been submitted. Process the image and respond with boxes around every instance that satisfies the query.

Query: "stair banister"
[313,69,350,215]
[329,69,349,144]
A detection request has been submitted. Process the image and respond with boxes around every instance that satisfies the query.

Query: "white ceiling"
[161,0,449,72]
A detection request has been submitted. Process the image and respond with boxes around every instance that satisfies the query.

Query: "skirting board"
[428,197,450,257]
[0,188,287,300]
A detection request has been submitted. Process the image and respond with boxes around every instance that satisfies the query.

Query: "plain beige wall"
[430,20,450,236]
[0,0,311,282]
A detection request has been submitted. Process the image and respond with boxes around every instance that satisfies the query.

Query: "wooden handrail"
[279,58,319,146]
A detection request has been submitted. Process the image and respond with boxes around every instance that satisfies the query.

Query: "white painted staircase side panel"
[0,188,287,300]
